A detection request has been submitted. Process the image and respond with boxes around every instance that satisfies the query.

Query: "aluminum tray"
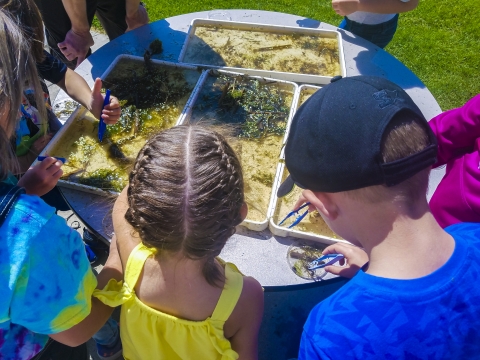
[178,19,346,85]
[179,69,299,231]
[37,55,203,196]
[269,84,351,245]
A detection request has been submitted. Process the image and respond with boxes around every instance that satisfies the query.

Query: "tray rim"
[177,18,346,85]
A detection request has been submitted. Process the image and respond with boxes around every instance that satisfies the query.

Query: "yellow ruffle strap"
[206,320,240,360]
[93,279,134,307]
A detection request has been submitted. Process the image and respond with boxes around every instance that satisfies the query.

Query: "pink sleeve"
[429,94,480,167]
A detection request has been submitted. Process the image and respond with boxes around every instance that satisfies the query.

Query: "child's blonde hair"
[125,125,244,286]
[0,10,44,180]
[0,0,46,63]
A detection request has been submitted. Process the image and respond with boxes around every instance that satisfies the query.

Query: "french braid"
[125,125,244,286]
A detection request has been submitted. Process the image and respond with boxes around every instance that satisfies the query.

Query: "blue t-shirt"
[0,194,97,360]
[299,223,480,359]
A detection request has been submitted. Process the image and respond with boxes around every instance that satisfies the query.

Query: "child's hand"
[17,157,64,196]
[90,78,122,124]
[332,0,360,16]
[293,193,317,212]
[322,242,369,279]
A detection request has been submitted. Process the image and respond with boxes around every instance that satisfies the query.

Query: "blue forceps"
[307,254,345,271]
[98,89,111,142]
[278,202,310,228]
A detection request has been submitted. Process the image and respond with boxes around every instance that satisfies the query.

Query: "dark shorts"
[339,14,399,49]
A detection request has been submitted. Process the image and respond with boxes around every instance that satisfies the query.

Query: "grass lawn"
[97,0,479,111]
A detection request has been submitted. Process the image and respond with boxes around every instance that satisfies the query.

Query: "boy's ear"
[302,190,339,220]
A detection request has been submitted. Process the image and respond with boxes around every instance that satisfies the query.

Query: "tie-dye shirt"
[0,194,97,360]
[299,222,480,360]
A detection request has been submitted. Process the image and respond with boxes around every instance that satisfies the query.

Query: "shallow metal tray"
[180,69,299,231]
[37,55,203,196]
[178,19,346,85]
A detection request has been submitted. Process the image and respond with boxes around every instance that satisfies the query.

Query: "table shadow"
[339,29,427,90]
[296,18,321,28]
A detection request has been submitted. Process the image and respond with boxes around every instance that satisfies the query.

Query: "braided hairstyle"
[125,125,244,286]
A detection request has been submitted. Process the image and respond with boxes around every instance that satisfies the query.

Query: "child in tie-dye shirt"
[0,11,122,360]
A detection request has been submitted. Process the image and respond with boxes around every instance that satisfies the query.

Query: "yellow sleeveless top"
[93,244,243,360]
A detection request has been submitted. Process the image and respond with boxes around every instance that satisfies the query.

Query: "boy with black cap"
[277,76,480,359]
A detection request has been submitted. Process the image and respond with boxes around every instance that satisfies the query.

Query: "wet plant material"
[144,39,163,69]
[298,86,320,109]
[183,25,341,76]
[53,100,79,118]
[78,168,126,193]
[103,57,198,109]
[190,73,294,223]
[287,241,327,280]
[193,74,289,139]
[274,168,341,239]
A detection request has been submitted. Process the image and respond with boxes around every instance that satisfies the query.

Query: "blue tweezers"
[278,202,310,228]
[307,254,345,271]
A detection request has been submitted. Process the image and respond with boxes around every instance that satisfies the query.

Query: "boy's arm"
[332,0,419,16]
[429,94,480,166]
[228,277,264,359]
[56,74,121,124]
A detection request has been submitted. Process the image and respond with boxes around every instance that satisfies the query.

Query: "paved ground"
[48,31,120,360]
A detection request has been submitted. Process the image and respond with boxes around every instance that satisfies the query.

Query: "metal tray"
[178,19,346,85]
[37,55,203,196]
[269,84,350,245]
[180,69,298,231]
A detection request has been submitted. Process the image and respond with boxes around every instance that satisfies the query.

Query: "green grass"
[94,0,479,110]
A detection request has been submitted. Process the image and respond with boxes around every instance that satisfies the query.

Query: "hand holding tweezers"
[278,202,310,228]
[308,254,345,271]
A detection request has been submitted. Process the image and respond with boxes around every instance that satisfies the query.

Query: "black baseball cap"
[277,75,437,197]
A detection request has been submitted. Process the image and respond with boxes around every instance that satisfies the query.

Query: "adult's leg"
[95,0,127,41]
[341,15,399,49]
[36,0,97,68]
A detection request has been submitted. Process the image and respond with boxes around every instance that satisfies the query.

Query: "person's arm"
[58,0,94,66]
[125,0,149,32]
[49,237,123,347]
[429,94,480,167]
[56,74,121,123]
[226,277,264,359]
[332,0,419,16]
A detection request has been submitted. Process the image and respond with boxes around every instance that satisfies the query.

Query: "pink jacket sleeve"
[429,94,480,167]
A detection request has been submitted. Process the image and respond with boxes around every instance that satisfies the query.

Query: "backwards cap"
[277,75,437,197]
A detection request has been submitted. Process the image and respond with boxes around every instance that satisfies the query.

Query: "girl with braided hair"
[93,125,264,360]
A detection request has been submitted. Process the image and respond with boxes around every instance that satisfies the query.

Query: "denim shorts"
[339,14,399,49]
